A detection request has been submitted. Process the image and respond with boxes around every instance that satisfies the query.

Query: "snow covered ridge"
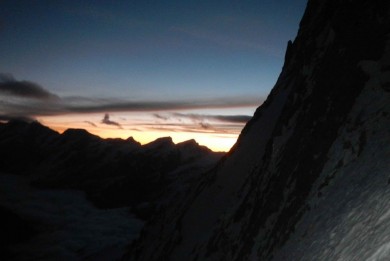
[125,1,390,260]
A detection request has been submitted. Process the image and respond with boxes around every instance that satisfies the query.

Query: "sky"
[0,0,307,151]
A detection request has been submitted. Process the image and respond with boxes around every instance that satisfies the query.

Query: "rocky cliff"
[125,1,390,260]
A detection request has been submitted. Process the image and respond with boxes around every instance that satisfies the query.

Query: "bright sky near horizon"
[0,0,307,151]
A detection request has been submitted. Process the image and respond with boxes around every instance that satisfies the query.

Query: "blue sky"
[0,0,307,151]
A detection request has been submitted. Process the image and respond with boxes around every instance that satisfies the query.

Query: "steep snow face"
[126,1,390,260]
[272,39,390,261]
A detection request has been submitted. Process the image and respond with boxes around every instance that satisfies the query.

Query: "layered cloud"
[84,121,97,127]
[151,112,252,134]
[0,74,259,140]
[169,113,252,123]
[0,73,59,100]
[0,74,261,119]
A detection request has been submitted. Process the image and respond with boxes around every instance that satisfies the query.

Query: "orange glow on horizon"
[42,116,239,152]
[36,107,253,152]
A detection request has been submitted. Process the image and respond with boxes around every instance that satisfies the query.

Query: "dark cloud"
[2,96,260,119]
[148,124,238,135]
[153,113,170,120]
[0,74,59,100]
[156,113,252,124]
[142,121,244,135]
[0,74,261,121]
[65,97,259,113]
[128,127,142,132]
[0,114,35,122]
[101,113,122,129]
[150,112,252,134]
[84,121,97,127]
[200,122,211,129]
[212,115,252,123]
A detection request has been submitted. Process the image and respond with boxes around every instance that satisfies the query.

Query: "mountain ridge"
[0,120,223,214]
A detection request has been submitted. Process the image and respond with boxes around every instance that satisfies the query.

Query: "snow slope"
[273,40,390,261]
[0,173,143,261]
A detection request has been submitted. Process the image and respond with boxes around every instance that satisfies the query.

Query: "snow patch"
[367,242,390,261]
[0,174,143,260]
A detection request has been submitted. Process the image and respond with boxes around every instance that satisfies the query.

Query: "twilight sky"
[0,0,307,151]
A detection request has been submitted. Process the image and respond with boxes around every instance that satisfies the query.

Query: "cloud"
[154,112,252,124]
[101,113,122,129]
[0,74,59,100]
[0,114,35,122]
[200,122,211,129]
[172,113,252,123]
[84,121,97,127]
[153,113,170,121]
[214,115,252,123]
[64,97,259,113]
[148,113,251,134]
[146,123,241,135]
[148,112,253,135]
[1,95,260,119]
[0,73,262,124]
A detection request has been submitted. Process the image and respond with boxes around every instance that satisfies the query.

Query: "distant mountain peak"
[143,137,174,150]
[177,139,197,146]
[126,136,139,144]
[62,128,92,136]
[153,136,173,143]
[61,128,100,142]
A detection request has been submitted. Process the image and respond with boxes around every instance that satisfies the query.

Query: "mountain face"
[125,1,390,260]
[0,121,223,216]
